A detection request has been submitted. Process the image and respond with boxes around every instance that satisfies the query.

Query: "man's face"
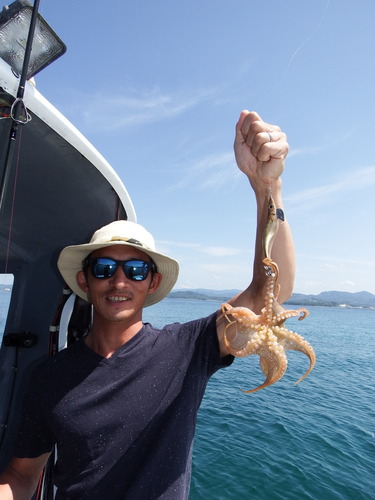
[76,245,161,327]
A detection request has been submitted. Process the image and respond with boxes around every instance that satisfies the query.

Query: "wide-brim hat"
[57,220,179,307]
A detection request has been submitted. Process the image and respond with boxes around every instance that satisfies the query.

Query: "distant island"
[1,285,374,310]
[167,289,375,309]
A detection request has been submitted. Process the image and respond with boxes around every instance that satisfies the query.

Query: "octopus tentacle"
[243,341,288,393]
[221,303,263,357]
[273,325,316,383]
[270,307,309,327]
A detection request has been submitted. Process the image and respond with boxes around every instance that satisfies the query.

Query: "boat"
[0,3,136,495]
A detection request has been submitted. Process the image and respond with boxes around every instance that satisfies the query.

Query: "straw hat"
[57,220,179,307]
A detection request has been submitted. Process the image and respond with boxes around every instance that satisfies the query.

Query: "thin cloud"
[157,240,200,251]
[288,127,357,159]
[198,246,241,257]
[297,252,375,268]
[286,165,375,209]
[157,239,241,257]
[338,280,356,287]
[166,151,239,192]
[79,85,219,131]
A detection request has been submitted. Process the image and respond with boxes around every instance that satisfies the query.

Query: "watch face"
[276,208,285,221]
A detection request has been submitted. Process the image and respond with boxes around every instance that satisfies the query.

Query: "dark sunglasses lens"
[92,258,118,278]
[124,260,150,281]
[89,258,151,281]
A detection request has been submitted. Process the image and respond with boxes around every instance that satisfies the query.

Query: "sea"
[1,293,374,499]
[143,298,375,500]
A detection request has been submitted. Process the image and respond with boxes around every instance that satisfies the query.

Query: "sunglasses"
[84,257,156,281]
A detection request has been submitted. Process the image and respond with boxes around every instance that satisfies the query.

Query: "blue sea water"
[144,299,375,500]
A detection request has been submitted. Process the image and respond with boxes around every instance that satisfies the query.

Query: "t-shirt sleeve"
[167,312,234,378]
[13,369,56,458]
[196,312,234,376]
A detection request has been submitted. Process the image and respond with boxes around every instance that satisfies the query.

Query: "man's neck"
[84,319,143,358]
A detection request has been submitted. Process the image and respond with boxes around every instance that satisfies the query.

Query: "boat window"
[0,274,13,347]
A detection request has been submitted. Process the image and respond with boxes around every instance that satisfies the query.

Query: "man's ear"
[76,270,89,293]
[147,272,162,296]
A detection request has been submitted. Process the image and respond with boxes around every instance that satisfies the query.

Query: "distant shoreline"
[2,285,374,310]
[167,289,375,310]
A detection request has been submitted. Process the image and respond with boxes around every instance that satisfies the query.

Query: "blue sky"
[33,0,375,295]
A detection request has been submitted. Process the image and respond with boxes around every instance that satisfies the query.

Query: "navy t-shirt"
[14,313,233,499]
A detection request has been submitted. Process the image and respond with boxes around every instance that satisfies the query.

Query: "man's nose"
[110,265,129,285]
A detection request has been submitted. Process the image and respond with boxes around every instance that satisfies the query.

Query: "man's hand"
[234,110,289,192]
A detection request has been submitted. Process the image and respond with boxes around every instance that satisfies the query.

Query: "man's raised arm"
[217,110,295,355]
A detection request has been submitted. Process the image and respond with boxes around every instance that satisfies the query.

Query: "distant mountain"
[168,289,241,302]
[168,289,375,309]
[288,291,375,308]
[2,284,374,309]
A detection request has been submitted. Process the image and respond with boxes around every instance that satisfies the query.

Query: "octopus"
[220,195,315,393]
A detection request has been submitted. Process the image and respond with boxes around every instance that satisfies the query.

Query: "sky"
[27,0,375,295]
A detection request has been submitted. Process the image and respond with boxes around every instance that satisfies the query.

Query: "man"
[0,110,294,499]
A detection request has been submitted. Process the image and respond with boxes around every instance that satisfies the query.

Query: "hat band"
[110,236,148,248]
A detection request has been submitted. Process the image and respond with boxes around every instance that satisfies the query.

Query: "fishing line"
[255,0,331,107]
[0,125,22,350]
[4,127,23,276]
